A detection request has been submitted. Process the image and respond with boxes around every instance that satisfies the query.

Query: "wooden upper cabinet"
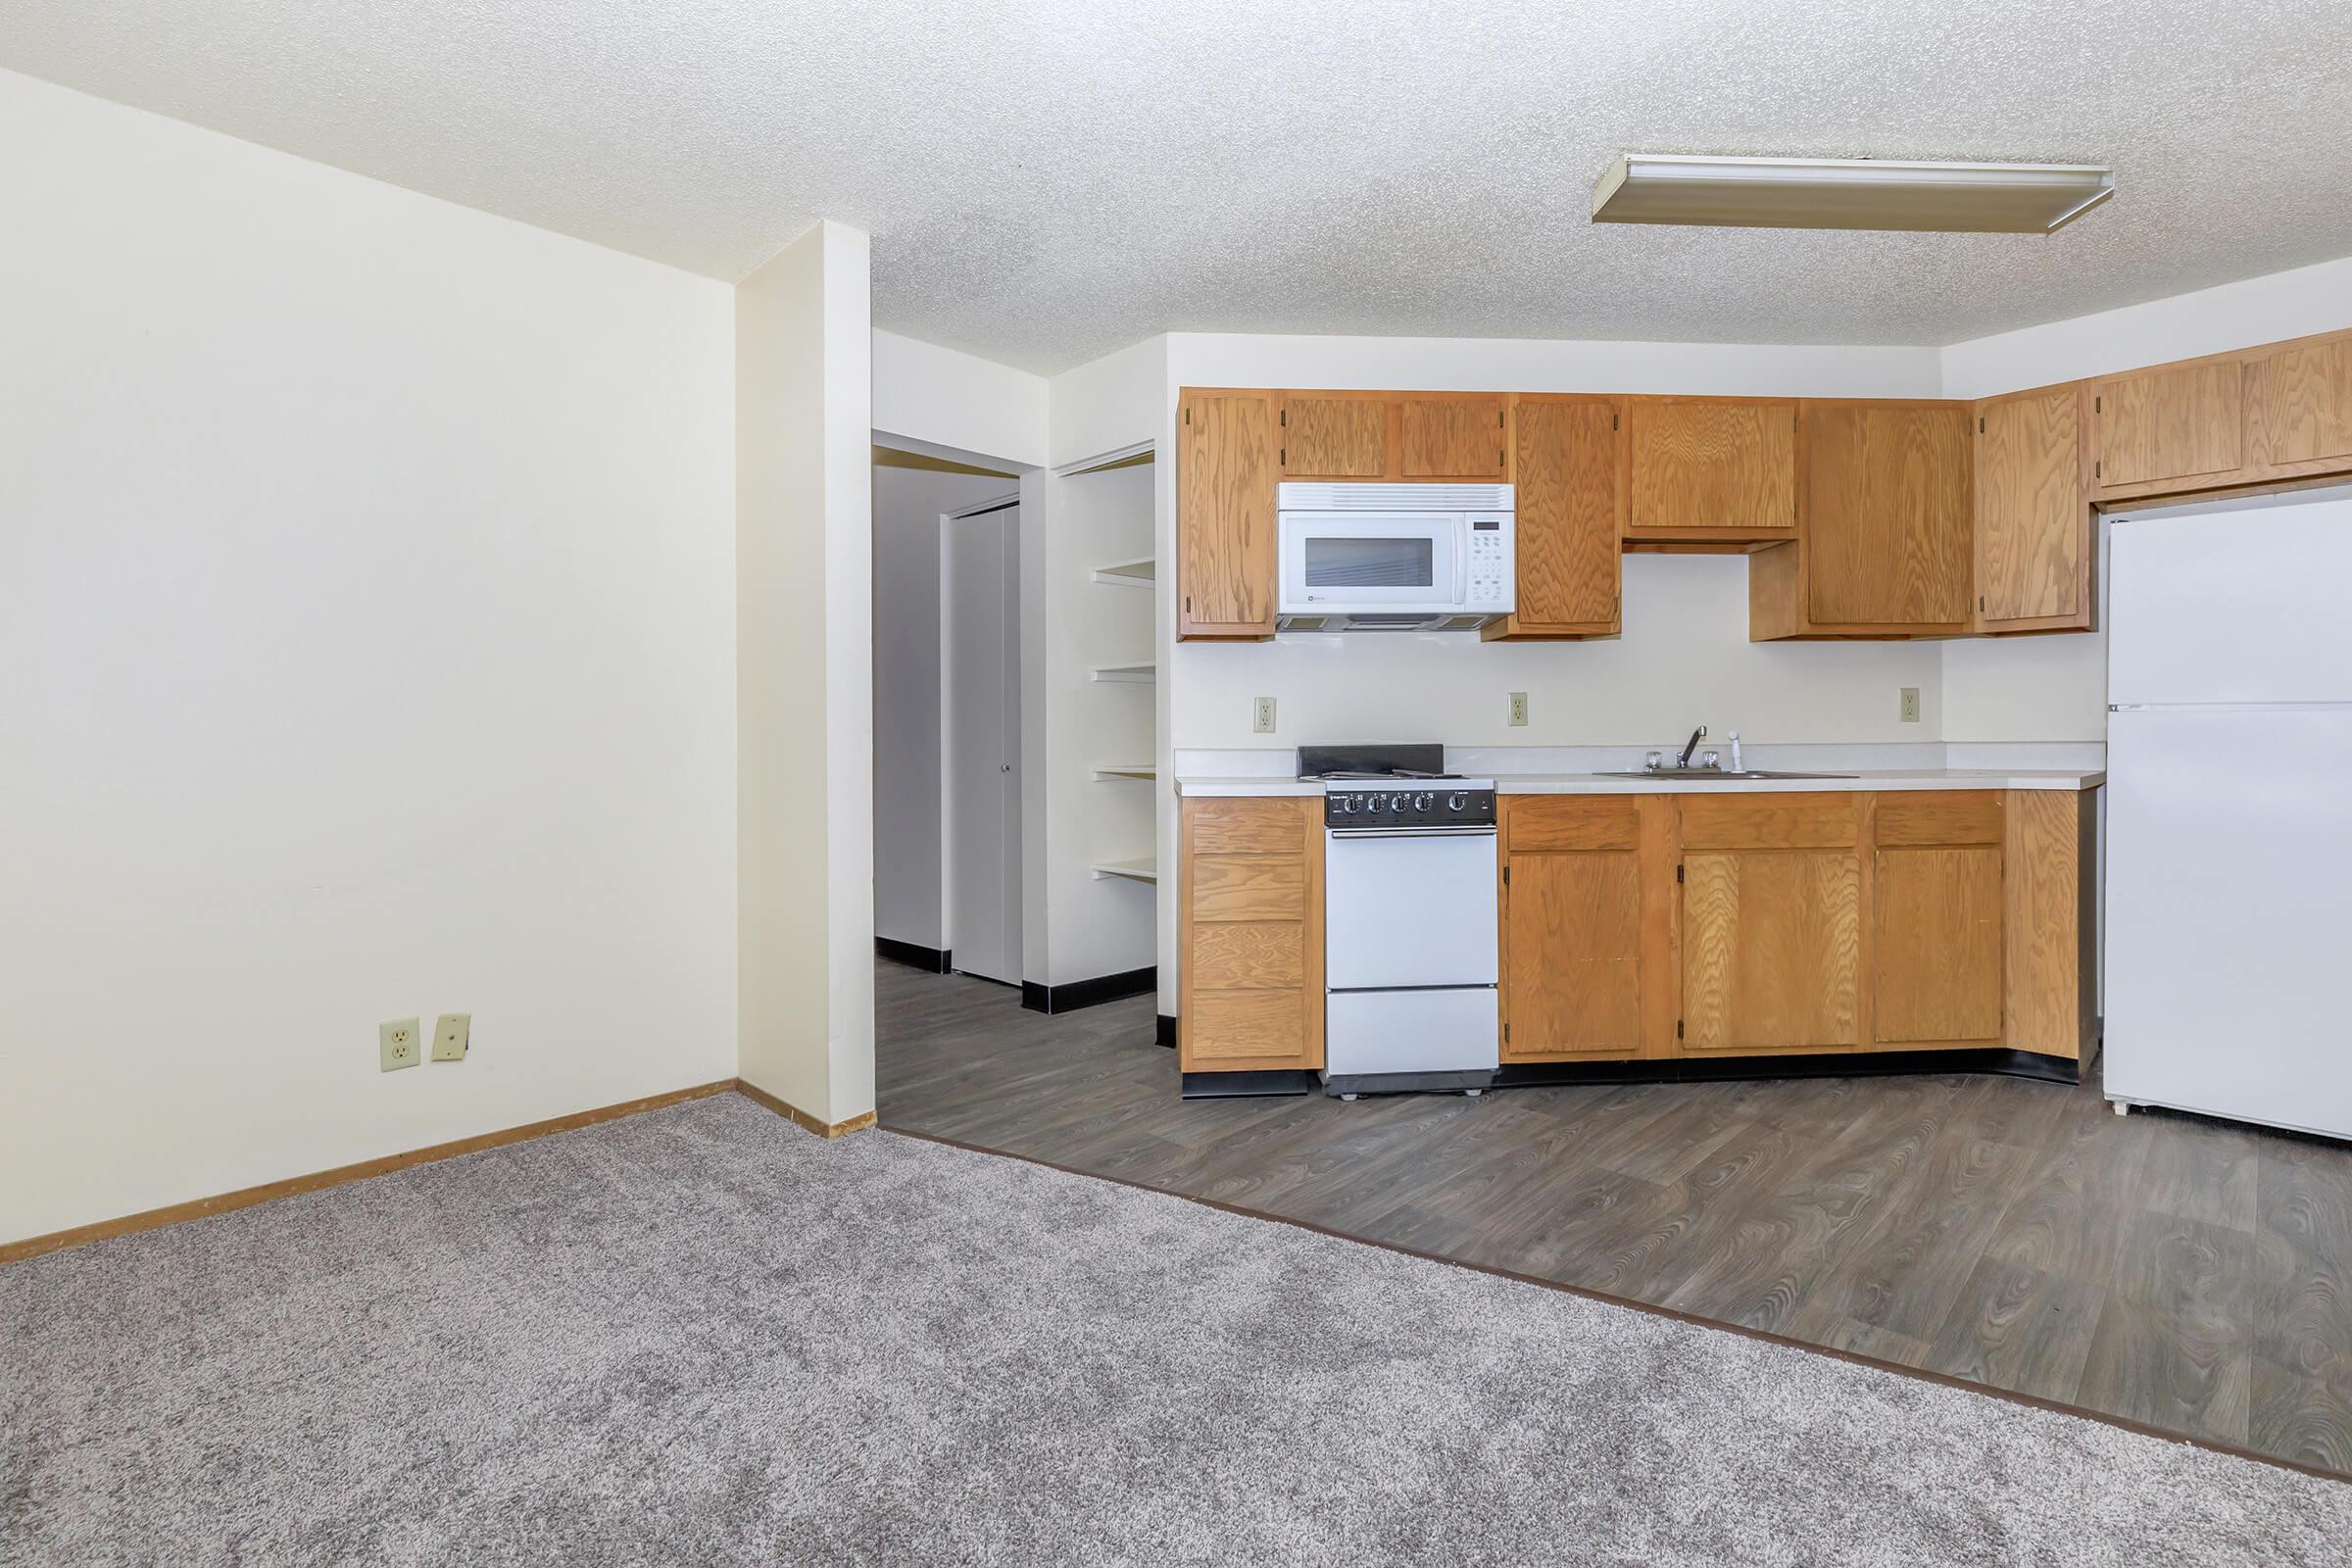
[1975,385,2092,632]
[1485,395,1622,640]
[1625,398,1798,539]
[2245,333,2352,472]
[1398,394,1509,477]
[1281,395,1387,477]
[1178,390,1279,639]
[2094,359,2245,496]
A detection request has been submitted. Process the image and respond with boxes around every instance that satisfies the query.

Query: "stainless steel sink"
[1593,768,1859,781]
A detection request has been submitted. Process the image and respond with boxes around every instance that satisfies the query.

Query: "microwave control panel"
[1467,516,1511,611]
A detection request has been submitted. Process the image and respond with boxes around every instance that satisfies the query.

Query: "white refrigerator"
[2104,484,2352,1139]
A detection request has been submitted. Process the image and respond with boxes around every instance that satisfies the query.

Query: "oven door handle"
[1327,825,1498,839]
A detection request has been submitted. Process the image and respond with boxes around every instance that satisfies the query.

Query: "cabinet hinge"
[1504,1022,1510,1044]
[1613,413,1620,431]
[1184,406,1191,425]
[1280,448,1287,466]
[2094,461,2101,479]
[1980,594,1986,612]
[1279,409,1287,427]
[1979,416,1985,434]
[1501,864,1510,886]
[1676,863,1685,883]
[1498,448,1505,468]
[1184,595,1192,614]
[2094,395,2102,414]
[1498,411,1505,427]
[1677,1019,1685,1041]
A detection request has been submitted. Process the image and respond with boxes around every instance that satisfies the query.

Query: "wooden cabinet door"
[1875,846,2003,1044]
[1681,849,1863,1052]
[1397,395,1508,477]
[1627,399,1798,535]
[1488,396,1622,638]
[2094,360,2244,493]
[1975,386,2091,631]
[2246,335,2352,471]
[1178,390,1278,638]
[1180,798,1323,1070]
[1802,403,1972,629]
[1281,396,1387,477]
[1504,850,1643,1056]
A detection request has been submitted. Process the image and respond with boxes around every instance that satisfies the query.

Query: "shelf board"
[1091,557,1155,587]
[1091,857,1158,884]
[1091,763,1156,781]
[1089,662,1154,684]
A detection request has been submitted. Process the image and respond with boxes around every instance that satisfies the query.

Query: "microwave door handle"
[1453,521,1468,604]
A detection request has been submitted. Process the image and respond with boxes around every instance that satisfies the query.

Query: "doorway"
[944,498,1022,985]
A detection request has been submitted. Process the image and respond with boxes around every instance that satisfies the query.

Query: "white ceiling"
[6,0,2349,373]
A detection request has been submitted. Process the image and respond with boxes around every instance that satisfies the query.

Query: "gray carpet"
[4,1095,2346,1566]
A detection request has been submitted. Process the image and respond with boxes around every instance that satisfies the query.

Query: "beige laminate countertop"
[1175,769,2103,798]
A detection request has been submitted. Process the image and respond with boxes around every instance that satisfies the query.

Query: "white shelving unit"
[1091,557,1154,588]
[1090,763,1155,782]
[1090,857,1158,884]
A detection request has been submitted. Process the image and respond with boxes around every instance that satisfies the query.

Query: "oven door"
[1323,825,1499,991]
[1279,513,1462,614]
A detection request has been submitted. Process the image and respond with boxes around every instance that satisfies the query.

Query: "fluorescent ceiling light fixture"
[1592,154,2115,233]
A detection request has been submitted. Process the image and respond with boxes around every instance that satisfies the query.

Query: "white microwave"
[1276,482,1514,632]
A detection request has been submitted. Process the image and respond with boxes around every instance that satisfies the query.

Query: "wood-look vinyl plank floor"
[873,958,2352,1477]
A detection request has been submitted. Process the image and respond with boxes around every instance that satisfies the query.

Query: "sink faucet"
[1677,725,1708,769]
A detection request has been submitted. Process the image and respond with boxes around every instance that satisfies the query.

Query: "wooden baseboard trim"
[733,1080,878,1139]
[0,1079,740,1267]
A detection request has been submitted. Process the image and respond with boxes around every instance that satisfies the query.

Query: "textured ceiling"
[6,1,2350,372]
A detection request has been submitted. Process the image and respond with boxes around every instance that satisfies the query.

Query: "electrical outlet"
[431,1012,471,1062]
[1899,687,1922,724]
[1252,696,1276,734]
[1508,691,1529,727]
[379,1017,421,1073]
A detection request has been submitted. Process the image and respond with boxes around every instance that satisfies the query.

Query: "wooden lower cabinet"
[1178,797,1323,1071]
[1494,788,2091,1068]
[1497,796,1671,1061]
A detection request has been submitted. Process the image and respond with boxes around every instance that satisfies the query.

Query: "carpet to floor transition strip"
[3,1094,2345,1566]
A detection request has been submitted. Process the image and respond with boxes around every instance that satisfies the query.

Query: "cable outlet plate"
[431,1012,471,1062]
[380,1018,421,1072]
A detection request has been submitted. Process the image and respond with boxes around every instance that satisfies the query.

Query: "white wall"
[736,220,875,1127]
[873,329,1050,471]
[1939,256,2352,742]
[0,71,737,1246]
[871,461,1020,954]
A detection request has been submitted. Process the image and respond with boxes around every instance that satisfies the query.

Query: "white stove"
[1297,746,1500,1099]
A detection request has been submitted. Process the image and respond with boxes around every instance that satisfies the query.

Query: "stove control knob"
[1447,792,1467,811]
[1414,792,1434,810]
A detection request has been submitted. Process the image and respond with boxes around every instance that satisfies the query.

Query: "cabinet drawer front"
[1189,798,1307,856]
[1191,922,1304,990]
[1507,795,1641,852]
[1189,989,1308,1061]
[1677,793,1858,851]
[1876,792,2003,847]
[1192,858,1305,921]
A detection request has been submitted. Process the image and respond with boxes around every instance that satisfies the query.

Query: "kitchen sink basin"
[1592,768,1860,781]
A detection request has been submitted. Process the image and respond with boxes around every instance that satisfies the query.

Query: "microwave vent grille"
[1277,482,1514,513]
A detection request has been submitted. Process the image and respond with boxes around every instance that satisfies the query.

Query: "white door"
[944,503,1021,985]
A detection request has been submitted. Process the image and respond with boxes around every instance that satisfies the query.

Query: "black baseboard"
[1156,1014,1177,1049]
[874,937,951,974]
[1494,1047,2082,1090]
[1181,1069,1316,1100]
[1020,966,1157,1015]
